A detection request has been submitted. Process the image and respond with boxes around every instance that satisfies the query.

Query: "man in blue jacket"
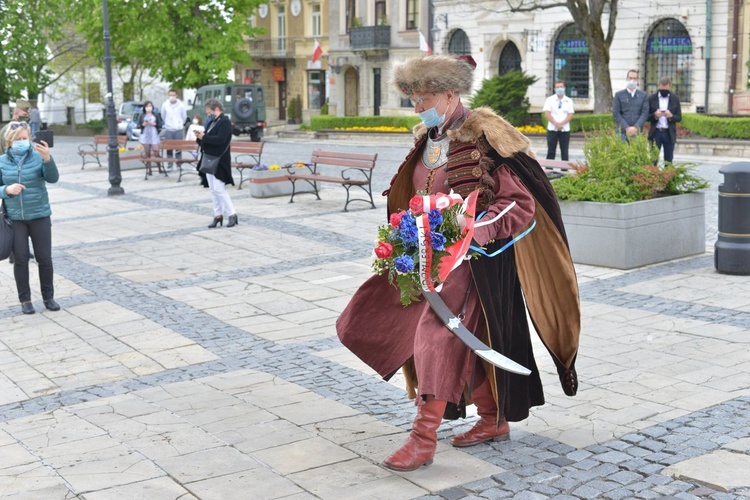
[613,69,649,140]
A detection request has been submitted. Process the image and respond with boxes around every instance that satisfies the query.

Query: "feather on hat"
[390,54,475,98]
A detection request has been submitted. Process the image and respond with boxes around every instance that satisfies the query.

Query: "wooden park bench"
[538,158,578,180]
[286,150,378,211]
[78,135,127,169]
[230,142,265,189]
[146,140,200,181]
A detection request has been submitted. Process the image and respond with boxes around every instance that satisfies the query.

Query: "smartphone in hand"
[33,130,54,148]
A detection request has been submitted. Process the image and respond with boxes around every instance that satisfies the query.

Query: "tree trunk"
[586,30,613,114]
[570,6,614,114]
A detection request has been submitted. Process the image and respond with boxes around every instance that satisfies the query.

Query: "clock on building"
[258,4,268,18]
[291,0,301,17]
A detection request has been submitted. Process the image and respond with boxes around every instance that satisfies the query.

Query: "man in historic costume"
[336,54,581,472]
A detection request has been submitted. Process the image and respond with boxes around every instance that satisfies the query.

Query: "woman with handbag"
[0,121,60,315]
[195,98,237,228]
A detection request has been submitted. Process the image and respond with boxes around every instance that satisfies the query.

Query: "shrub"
[681,113,750,139]
[541,113,614,133]
[551,130,708,203]
[470,71,538,126]
[286,98,297,122]
[309,115,421,131]
[80,118,107,131]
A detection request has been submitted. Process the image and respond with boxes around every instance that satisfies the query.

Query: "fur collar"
[413,107,534,158]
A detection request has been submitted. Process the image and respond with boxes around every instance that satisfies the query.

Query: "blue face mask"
[555,87,566,96]
[10,139,31,155]
[418,99,446,128]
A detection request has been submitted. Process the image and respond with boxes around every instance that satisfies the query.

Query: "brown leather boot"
[451,378,509,447]
[383,398,447,472]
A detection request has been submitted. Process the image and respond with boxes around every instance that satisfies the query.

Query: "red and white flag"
[418,30,432,54]
[312,39,323,63]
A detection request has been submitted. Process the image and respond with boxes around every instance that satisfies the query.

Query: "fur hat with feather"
[390,54,475,98]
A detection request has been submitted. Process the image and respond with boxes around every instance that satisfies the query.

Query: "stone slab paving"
[0,137,748,499]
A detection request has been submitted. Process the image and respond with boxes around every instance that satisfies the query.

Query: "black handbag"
[199,152,222,175]
[0,200,14,262]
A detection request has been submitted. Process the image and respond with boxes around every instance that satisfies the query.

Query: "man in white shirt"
[161,89,188,162]
[543,80,575,161]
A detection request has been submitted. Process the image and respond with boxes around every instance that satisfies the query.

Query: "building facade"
[237,0,331,123]
[327,0,750,117]
[327,0,430,117]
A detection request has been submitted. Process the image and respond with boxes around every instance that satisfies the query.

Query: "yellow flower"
[269,164,281,170]
[516,124,546,134]
[118,147,126,153]
[333,126,410,133]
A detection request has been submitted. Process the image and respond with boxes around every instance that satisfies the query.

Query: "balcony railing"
[349,26,391,50]
[247,36,329,59]
[248,38,289,58]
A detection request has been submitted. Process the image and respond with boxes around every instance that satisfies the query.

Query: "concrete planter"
[248,169,317,198]
[559,192,705,269]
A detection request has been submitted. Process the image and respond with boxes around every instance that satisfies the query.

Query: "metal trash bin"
[715,161,750,274]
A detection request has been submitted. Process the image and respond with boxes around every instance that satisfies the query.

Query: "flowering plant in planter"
[552,131,708,203]
[372,192,480,306]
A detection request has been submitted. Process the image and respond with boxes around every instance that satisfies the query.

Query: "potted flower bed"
[247,163,319,198]
[551,131,709,269]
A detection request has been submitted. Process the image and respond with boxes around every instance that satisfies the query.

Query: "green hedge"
[680,113,750,139]
[309,115,421,131]
[541,113,614,132]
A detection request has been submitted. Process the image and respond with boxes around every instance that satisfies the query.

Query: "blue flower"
[394,255,415,273]
[430,232,446,251]
[428,209,443,229]
[399,213,418,246]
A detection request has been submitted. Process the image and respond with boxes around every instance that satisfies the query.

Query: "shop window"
[553,24,589,98]
[645,18,692,102]
[308,70,325,109]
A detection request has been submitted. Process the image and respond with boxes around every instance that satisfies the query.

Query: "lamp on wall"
[431,13,448,43]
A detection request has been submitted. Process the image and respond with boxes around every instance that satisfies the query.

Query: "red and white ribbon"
[416,213,441,292]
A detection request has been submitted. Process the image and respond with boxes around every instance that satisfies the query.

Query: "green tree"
[0,0,82,103]
[470,71,538,126]
[72,0,265,90]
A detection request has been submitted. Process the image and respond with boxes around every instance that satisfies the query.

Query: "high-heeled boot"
[450,378,509,447]
[227,214,238,228]
[383,398,446,472]
[208,216,223,228]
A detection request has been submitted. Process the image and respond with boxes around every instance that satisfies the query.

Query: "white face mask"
[169,96,177,103]
[192,118,199,125]
[145,106,153,112]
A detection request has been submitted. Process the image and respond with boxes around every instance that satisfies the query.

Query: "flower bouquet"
[372,191,480,306]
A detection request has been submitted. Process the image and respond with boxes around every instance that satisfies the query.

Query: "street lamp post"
[102,0,124,196]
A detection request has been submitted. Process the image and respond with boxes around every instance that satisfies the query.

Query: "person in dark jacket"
[0,121,60,315]
[195,99,237,228]
[647,76,682,164]
[612,69,649,140]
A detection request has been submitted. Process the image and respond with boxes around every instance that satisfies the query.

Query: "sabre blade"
[475,349,532,376]
[422,291,531,376]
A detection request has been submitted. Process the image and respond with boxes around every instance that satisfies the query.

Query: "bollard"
[715,161,750,274]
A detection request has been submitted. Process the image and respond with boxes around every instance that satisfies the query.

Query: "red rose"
[389,212,404,228]
[374,242,393,259]
[409,195,424,214]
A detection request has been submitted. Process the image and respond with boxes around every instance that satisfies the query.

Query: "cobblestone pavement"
[0,136,748,499]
